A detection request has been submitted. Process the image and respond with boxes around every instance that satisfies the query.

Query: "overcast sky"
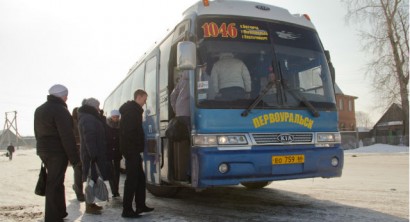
[0,0,376,136]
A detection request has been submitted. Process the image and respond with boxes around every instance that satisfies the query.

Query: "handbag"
[34,162,47,196]
[165,117,189,141]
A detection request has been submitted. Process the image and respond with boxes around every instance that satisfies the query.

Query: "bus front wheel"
[146,183,180,197]
[241,181,272,189]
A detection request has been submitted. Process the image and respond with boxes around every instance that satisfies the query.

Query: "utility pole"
[0,111,26,149]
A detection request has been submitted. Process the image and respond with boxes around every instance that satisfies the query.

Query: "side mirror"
[177,41,196,70]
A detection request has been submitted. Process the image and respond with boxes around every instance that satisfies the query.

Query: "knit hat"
[110,109,120,117]
[83,98,100,110]
[49,84,68,97]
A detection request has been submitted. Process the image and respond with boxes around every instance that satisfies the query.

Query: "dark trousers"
[123,154,146,211]
[73,145,82,192]
[73,162,83,192]
[40,154,68,222]
[219,86,245,100]
[108,159,121,195]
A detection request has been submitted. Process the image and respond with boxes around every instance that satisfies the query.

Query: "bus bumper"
[191,146,344,188]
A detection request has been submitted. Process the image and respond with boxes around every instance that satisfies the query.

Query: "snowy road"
[0,146,408,221]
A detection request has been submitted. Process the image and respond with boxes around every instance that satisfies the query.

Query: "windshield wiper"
[284,87,320,117]
[241,61,320,118]
[277,61,320,117]
[241,80,275,117]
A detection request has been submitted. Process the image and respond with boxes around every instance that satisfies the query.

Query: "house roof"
[357,127,371,132]
[334,83,358,99]
[0,129,18,136]
[334,83,343,94]
[374,103,403,128]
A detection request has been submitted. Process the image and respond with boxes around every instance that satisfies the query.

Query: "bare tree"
[355,111,373,128]
[342,0,409,142]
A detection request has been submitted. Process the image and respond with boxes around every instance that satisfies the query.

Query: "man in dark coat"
[120,89,154,218]
[106,109,122,198]
[71,107,85,201]
[34,84,80,222]
[77,98,108,214]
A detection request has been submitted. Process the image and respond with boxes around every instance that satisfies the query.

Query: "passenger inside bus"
[210,53,251,101]
[169,69,191,181]
[259,66,276,94]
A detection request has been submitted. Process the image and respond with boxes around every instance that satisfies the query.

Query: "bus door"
[144,54,161,185]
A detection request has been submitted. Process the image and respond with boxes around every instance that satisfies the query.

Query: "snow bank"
[345,143,409,154]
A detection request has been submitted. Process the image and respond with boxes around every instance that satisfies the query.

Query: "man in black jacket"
[34,84,80,222]
[71,107,85,202]
[119,89,154,218]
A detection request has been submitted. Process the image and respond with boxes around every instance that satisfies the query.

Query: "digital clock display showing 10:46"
[201,22,238,38]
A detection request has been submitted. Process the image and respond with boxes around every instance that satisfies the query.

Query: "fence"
[340,131,409,149]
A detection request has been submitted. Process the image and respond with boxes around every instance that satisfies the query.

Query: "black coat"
[7,145,14,153]
[77,105,108,181]
[119,100,145,158]
[106,118,121,161]
[34,95,80,165]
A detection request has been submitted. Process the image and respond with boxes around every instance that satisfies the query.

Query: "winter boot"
[85,203,102,215]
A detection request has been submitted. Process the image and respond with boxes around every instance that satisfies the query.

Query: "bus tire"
[241,181,272,189]
[146,183,180,197]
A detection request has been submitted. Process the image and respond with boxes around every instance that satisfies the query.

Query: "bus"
[104,0,343,197]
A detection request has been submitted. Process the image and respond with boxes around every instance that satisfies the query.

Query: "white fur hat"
[83,98,100,110]
[48,84,68,97]
[110,109,120,117]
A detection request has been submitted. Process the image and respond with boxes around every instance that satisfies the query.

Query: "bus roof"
[183,0,315,29]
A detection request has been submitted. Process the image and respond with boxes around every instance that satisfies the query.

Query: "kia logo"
[277,134,294,143]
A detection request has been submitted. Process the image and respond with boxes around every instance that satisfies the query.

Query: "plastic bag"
[84,175,95,203]
[85,163,108,202]
[93,176,108,201]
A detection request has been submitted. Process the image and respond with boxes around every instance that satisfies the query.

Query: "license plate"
[272,155,305,165]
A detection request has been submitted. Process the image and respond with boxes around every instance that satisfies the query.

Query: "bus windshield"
[195,17,336,111]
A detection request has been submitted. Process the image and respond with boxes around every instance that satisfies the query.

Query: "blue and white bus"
[104,0,343,197]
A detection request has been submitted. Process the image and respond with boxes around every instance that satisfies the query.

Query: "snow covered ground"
[0,144,408,222]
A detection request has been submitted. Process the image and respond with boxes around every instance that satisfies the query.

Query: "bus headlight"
[193,135,217,146]
[193,135,248,146]
[316,132,341,147]
[217,135,248,145]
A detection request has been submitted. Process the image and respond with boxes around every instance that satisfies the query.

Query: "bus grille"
[251,133,313,145]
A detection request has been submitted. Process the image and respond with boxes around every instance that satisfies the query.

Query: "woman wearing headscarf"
[77,98,108,214]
